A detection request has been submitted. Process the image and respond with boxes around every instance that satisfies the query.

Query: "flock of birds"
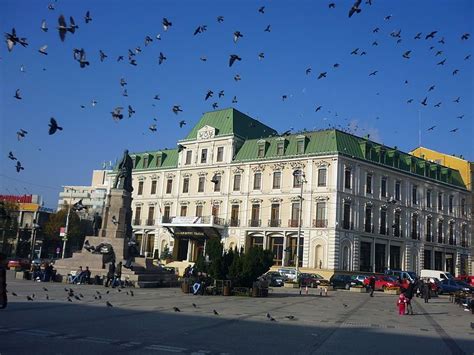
[4,1,471,177]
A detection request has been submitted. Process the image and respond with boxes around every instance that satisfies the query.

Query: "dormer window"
[155,154,162,167]
[276,142,284,155]
[296,140,304,154]
[257,143,265,158]
[142,155,148,168]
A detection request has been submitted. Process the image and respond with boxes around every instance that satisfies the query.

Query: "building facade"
[58,170,110,220]
[106,109,472,276]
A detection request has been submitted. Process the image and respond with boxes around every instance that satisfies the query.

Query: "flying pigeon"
[154,94,160,100]
[74,48,89,68]
[111,107,124,121]
[179,120,186,128]
[234,74,241,81]
[41,20,48,32]
[264,25,271,32]
[306,67,312,75]
[73,199,86,211]
[128,105,135,118]
[348,0,362,18]
[258,6,265,13]
[232,96,238,103]
[218,90,224,98]
[453,97,460,103]
[217,16,224,23]
[212,102,218,109]
[38,45,48,55]
[5,28,28,51]
[16,161,24,173]
[99,50,107,62]
[384,15,392,20]
[414,32,422,39]
[213,309,219,315]
[461,33,470,40]
[351,48,359,55]
[172,105,183,114]
[205,90,213,101]
[437,59,446,65]
[402,50,411,59]
[229,54,241,67]
[427,126,436,131]
[318,72,327,79]
[8,151,16,160]
[144,35,153,46]
[315,106,322,112]
[162,18,172,31]
[48,117,63,135]
[14,89,22,100]
[149,124,157,132]
[329,3,336,8]
[159,52,166,65]
[233,31,243,43]
[84,11,92,24]
[199,56,207,62]
[425,31,437,39]
[421,97,428,106]
[449,128,459,133]
[434,102,442,108]
[173,307,181,312]
[452,69,459,75]
[369,70,378,76]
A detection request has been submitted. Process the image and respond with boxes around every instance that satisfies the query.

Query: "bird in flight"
[179,120,186,128]
[111,107,124,121]
[318,72,327,79]
[461,33,470,40]
[369,70,378,76]
[264,25,271,32]
[453,97,460,103]
[329,3,336,9]
[229,54,241,67]
[41,19,48,32]
[437,59,446,65]
[38,45,48,55]
[8,151,17,160]
[421,97,428,106]
[351,48,359,55]
[205,90,213,100]
[452,69,459,75]
[434,102,442,108]
[212,102,218,109]
[234,31,243,43]
[402,51,411,59]
[48,118,63,135]
[172,105,183,114]
[218,90,224,98]
[84,11,92,24]
[99,50,107,62]
[449,128,458,133]
[315,106,322,112]
[348,0,362,18]
[128,105,135,118]
[16,161,24,173]
[159,52,167,65]
[258,6,265,14]
[14,89,22,100]
[414,32,422,39]
[162,18,172,31]
[217,16,224,23]
[425,31,437,39]
[428,85,435,92]
[258,52,265,60]
[5,28,28,51]
[306,68,312,75]
[427,126,436,131]
[193,25,207,36]
[17,129,28,140]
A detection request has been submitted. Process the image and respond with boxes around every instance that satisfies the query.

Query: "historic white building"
[106,108,472,276]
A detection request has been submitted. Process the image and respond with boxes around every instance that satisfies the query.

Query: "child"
[397,293,407,315]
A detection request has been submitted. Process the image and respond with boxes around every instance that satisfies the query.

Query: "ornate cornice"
[343,196,352,202]
[213,170,225,176]
[198,171,208,177]
[291,196,302,202]
[150,174,159,180]
[233,167,244,174]
[230,199,242,204]
[314,196,329,201]
[179,201,190,206]
[166,173,176,179]
[250,198,263,204]
[290,162,305,170]
[315,160,330,168]
[366,201,373,207]
[269,197,283,203]
[271,162,286,171]
[137,175,145,181]
[163,201,173,206]
[182,172,192,178]
[211,199,223,205]
[251,164,266,172]
[134,202,143,207]
[195,200,206,206]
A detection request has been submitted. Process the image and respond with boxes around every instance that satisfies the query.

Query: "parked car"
[350,275,369,287]
[421,277,441,295]
[385,270,417,283]
[455,275,474,287]
[263,271,285,287]
[7,258,31,270]
[454,281,474,293]
[363,275,400,291]
[299,273,326,288]
[278,268,297,281]
[438,279,462,294]
[329,274,353,289]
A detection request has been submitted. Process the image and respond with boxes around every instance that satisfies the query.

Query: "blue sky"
[1,0,472,208]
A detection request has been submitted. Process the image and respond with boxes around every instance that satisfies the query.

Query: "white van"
[420,269,453,281]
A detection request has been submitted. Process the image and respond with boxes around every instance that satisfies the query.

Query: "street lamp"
[30,219,40,261]
[292,169,306,279]
[62,187,75,259]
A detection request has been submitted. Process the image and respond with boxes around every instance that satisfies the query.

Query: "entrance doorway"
[389,246,401,270]
[177,239,189,261]
[360,242,371,272]
[375,244,385,273]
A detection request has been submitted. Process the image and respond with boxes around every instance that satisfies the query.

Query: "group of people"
[104,261,122,288]
[68,266,91,284]
[31,262,56,282]
[396,278,433,315]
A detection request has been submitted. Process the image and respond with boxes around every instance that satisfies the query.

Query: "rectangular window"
[273,171,281,189]
[182,178,189,193]
[343,202,351,229]
[198,176,205,192]
[230,205,239,226]
[296,140,304,154]
[426,190,431,208]
[291,202,300,227]
[216,147,224,162]
[411,214,418,239]
[461,198,465,216]
[270,204,280,227]
[150,180,157,195]
[426,217,432,242]
[195,205,203,217]
[293,173,303,188]
[395,181,401,201]
[257,144,265,158]
[180,205,187,217]
[155,155,162,167]
[147,206,154,225]
[143,156,148,168]
[380,208,387,235]
[200,149,208,163]
[276,142,284,155]
[233,175,241,191]
[250,204,260,226]
[166,179,173,194]
[315,202,326,227]
[438,193,443,211]
[344,169,351,189]
[381,178,387,198]
[437,220,443,243]
[137,181,144,195]
[412,185,418,205]
[213,175,221,192]
[449,195,453,213]
[134,206,141,225]
[212,204,219,217]
[185,150,192,165]
[366,174,372,194]
[365,206,372,233]
[318,168,327,187]
[253,172,262,190]
[163,206,170,219]
[394,211,401,237]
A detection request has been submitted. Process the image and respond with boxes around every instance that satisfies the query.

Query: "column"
[431,248,435,269]
[372,237,376,273]
[282,234,288,266]
[186,240,193,262]
[387,239,391,270]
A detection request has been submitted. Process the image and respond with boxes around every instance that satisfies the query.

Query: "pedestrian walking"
[112,262,122,288]
[405,280,415,315]
[0,253,7,309]
[105,261,116,287]
[369,276,376,297]
[397,293,407,315]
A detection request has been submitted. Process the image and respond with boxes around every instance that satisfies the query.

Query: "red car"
[455,275,474,287]
[364,275,400,290]
[7,258,31,270]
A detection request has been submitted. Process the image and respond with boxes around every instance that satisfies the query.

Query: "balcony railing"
[229,218,240,227]
[313,219,328,228]
[268,219,281,227]
[248,219,261,227]
[160,215,225,226]
[288,219,299,227]
[133,218,142,225]
[146,218,155,226]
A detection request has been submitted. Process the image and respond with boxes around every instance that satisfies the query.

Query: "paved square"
[1,279,473,354]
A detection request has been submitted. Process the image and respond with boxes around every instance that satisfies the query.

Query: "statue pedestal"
[53,187,177,287]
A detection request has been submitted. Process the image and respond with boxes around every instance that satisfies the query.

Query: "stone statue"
[92,213,102,236]
[113,149,133,192]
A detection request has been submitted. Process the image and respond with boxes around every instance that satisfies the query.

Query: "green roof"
[129,149,178,170]
[181,108,278,141]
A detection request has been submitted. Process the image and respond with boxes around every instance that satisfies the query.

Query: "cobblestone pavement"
[1,279,473,354]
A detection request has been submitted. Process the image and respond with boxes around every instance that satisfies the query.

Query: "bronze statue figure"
[113,149,133,192]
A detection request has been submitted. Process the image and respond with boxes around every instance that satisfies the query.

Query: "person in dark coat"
[112,262,122,288]
[105,261,116,287]
[405,280,415,314]
[0,253,7,309]
[369,276,376,297]
[423,280,431,303]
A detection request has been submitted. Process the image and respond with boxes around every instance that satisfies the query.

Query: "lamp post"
[292,169,306,279]
[30,219,40,261]
[62,187,74,259]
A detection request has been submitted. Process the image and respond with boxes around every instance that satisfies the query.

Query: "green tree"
[43,205,84,257]
[0,201,19,256]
